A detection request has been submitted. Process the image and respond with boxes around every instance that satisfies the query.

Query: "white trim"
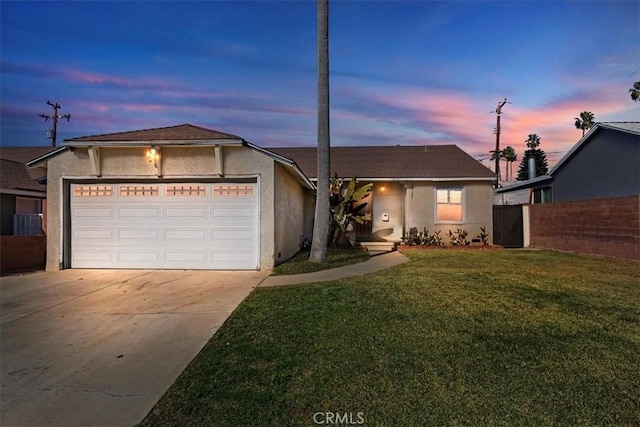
[63,139,244,147]
[215,145,224,176]
[26,146,70,168]
[434,186,465,225]
[256,173,261,271]
[60,173,261,181]
[59,176,64,268]
[88,147,101,176]
[307,177,494,182]
[244,141,315,190]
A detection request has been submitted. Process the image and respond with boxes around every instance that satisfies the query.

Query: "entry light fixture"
[147,146,160,168]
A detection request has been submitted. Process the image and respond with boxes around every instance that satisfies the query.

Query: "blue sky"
[1,0,638,170]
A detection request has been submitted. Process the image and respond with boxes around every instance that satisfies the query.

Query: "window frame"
[435,187,465,224]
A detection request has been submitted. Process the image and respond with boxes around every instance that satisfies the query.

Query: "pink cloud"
[332,79,638,168]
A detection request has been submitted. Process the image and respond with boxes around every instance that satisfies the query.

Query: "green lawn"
[140,250,640,426]
[271,247,370,275]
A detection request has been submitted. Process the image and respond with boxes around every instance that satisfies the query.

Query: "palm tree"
[574,111,595,136]
[525,133,541,150]
[630,81,640,102]
[501,146,517,181]
[517,134,548,180]
[309,0,331,263]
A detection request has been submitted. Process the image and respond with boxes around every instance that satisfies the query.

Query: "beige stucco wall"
[44,145,284,271]
[405,181,493,243]
[370,181,404,241]
[273,164,307,265]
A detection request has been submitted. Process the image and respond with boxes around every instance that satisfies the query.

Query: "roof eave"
[244,141,316,190]
[63,138,244,147]
[26,146,70,168]
[306,176,496,182]
[496,175,553,193]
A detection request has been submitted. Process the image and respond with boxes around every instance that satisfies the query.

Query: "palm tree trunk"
[309,0,330,263]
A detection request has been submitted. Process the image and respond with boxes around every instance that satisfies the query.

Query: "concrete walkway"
[259,251,409,287]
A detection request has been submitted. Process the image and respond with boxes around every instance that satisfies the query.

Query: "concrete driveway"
[0,268,268,426]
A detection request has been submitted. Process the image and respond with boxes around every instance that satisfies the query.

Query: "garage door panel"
[118,207,161,219]
[165,251,207,263]
[212,207,254,218]
[74,229,113,240]
[118,229,160,241]
[164,229,207,242]
[117,251,161,263]
[71,182,258,270]
[165,207,208,218]
[73,207,114,218]
[73,250,114,264]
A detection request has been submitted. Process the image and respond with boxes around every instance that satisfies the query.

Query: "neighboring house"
[495,122,639,260]
[0,147,56,235]
[27,124,314,271]
[496,122,640,202]
[271,145,496,244]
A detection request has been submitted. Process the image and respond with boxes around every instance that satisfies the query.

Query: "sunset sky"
[1,0,638,170]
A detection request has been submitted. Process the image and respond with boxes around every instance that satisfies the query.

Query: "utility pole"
[493,98,508,187]
[40,101,71,146]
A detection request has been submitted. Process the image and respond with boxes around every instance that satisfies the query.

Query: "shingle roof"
[0,146,56,184]
[269,145,495,180]
[66,123,242,143]
[598,122,640,135]
[0,159,47,193]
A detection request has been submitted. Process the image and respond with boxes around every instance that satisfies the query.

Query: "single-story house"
[27,124,314,271]
[271,145,496,244]
[28,123,496,271]
[496,122,639,202]
[0,146,56,235]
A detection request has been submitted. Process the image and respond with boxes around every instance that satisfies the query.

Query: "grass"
[140,250,640,426]
[271,247,370,275]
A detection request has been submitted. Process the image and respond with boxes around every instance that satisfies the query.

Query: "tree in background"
[516,134,549,181]
[309,0,330,262]
[630,81,640,102]
[574,111,595,136]
[500,146,517,182]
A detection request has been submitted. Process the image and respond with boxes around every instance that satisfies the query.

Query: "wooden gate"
[493,205,523,248]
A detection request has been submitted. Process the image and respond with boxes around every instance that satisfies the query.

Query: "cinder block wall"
[0,236,46,274]
[529,195,639,260]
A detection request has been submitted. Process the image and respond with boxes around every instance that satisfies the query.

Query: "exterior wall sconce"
[147,146,160,168]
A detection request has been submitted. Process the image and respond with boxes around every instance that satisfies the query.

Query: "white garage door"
[70,183,259,270]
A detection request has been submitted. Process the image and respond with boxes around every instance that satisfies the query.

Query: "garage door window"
[166,185,206,196]
[213,185,253,196]
[73,185,113,197]
[119,185,158,197]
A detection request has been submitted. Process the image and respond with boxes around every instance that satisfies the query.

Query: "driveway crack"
[36,386,152,398]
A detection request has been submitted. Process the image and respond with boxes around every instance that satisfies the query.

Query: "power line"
[40,101,71,147]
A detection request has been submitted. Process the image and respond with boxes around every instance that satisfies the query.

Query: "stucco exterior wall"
[404,181,493,242]
[371,182,404,241]
[45,145,282,270]
[223,146,276,270]
[273,164,306,265]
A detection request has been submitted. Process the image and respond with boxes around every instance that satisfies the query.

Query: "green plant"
[403,228,443,246]
[477,226,490,246]
[329,174,372,246]
[447,228,470,246]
